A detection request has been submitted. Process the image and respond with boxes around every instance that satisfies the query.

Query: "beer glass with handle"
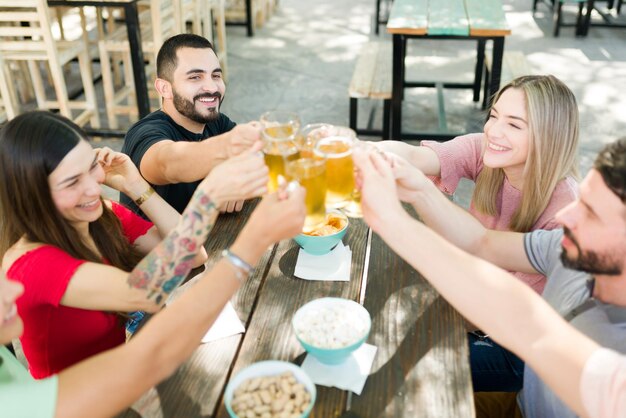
[260,110,301,193]
[313,126,356,210]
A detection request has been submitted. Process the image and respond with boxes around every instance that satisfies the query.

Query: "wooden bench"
[348,41,392,140]
[482,50,533,108]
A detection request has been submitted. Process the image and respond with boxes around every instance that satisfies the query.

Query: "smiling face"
[0,273,24,344]
[48,140,105,228]
[167,47,225,128]
[557,169,626,276]
[482,88,530,183]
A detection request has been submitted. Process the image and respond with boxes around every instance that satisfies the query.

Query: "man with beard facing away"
[122,34,261,217]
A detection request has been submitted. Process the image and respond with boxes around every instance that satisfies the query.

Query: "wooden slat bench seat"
[482,50,533,108]
[348,40,392,140]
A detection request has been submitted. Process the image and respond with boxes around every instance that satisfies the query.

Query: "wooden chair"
[181,0,228,79]
[0,1,100,127]
[224,0,268,33]
[98,0,181,128]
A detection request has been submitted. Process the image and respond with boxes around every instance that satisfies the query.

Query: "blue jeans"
[469,332,524,392]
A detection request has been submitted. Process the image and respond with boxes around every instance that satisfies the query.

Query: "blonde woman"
[376,75,580,393]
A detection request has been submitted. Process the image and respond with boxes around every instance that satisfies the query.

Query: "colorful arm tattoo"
[127,190,217,305]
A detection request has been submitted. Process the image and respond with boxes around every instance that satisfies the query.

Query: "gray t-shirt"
[519,229,626,418]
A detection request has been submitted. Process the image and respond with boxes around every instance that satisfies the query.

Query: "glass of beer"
[297,123,333,158]
[285,157,327,232]
[314,129,356,209]
[260,111,301,192]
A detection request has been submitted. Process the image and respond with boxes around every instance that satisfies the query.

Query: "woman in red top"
[0,111,268,378]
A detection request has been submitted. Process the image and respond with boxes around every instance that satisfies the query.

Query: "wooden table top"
[118,202,474,418]
[387,0,511,37]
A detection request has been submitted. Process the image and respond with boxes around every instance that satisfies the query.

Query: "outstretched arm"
[140,122,262,185]
[54,187,307,418]
[372,140,441,177]
[388,153,536,274]
[355,149,597,417]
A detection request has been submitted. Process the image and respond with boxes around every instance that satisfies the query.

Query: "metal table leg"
[246,0,254,36]
[488,37,505,104]
[473,40,486,102]
[391,34,404,140]
[581,0,595,36]
[123,2,150,118]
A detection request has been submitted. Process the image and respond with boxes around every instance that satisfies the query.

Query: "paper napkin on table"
[301,344,377,395]
[294,241,352,281]
[166,274,245,343]
[201,302,245,343]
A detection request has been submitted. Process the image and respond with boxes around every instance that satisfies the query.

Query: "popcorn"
[294,303,368,349]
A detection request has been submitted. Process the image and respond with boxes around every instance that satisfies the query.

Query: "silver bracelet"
[222,249,253,282]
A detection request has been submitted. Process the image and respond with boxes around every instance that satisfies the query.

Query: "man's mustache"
[194,92,221,101]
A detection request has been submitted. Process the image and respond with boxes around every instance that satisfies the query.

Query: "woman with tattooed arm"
[0,111,283,380]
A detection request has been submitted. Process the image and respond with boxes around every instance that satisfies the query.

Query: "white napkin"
[166,274,245,343]
[301,343,377,395]
[201,302,245,343]
[294,241,352,281]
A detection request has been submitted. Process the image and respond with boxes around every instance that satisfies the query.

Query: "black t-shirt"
[120,110,236,217]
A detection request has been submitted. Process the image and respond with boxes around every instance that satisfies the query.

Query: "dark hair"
[156,34,215,81]
[0,111,142,270]
[594,138,626,203]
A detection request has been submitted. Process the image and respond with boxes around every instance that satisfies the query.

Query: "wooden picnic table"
[387,0,511,141]
[117,201,474,418]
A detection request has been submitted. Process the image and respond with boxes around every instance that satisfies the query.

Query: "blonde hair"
[473,75,580,232]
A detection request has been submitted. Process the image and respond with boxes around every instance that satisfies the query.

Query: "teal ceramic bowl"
[293,214,349,256]
[292,297,371,365]
[224,361,316,418]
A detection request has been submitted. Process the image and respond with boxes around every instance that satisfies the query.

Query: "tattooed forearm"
[127,190,218,304]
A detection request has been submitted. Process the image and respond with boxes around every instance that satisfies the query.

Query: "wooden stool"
[98,0,180,128]
[0,1,100,127]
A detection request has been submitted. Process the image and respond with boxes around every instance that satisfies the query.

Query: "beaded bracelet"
[222,249,253,282]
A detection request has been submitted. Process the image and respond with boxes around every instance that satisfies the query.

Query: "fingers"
[248,120,261,130]
[234,200,245,212]
[94,146,125,167]
[369,149,394,178]
[276,175,289,201]
[246,140,264,155]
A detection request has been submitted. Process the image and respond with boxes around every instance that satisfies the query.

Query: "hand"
[227,122,262,157]
[243,185,306,248]
[353,148,406,233]
[196,142,269,207]
[95,147,146,194]
[386,153,432,205]
[219,200,245,213]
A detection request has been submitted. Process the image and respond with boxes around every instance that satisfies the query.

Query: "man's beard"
[172,90,222,124]
[560,227,622,275]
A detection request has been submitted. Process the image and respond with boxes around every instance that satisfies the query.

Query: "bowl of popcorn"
[293,212,348,256]
[292,297,371,365]
[224,361,316,418]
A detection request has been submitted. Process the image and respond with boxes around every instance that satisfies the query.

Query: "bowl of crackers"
[293,212,348,256]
